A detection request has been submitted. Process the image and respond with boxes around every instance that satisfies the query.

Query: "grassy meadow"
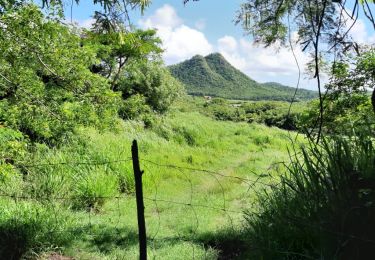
[0,98,301,259]
[1,4,374,258]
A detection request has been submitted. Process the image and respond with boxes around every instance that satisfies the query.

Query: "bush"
[117,59,185,114]
[0,6,119,145]
[202,99,305,130]
[0,202,72,259]
[71,170,118,211]
[119,94,151,120]
[172,125,200,146]
[299,94,375,136]
[0,127,28,165]
[244,135,375,259]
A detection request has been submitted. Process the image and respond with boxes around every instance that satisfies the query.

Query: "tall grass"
[0,106,296,259]
[244,135,375,259]
[0,201,73,260]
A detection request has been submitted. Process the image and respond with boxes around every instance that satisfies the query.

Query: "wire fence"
[1,140,375,259]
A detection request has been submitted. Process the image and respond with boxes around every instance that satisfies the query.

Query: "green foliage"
[118,59,185,115]
[244,135,375,259]
[297,49,375,137]
[204,98,246,122]
[242,101,304,130]
[83,29,162,87]
[0,0,152,18]
[169,53,317,101]
[0,127,27,192]
[84,29,182,121]
[0,201,73,260]
[72,170,118,211]
[300,93,375,135]
[0,5,119,144]
[327,49,375,95]
[0,98,298,258]
[0,127,27,164]
[119,94,151,120]
[201,98,307,130]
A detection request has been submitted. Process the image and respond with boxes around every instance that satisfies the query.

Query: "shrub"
[117,59,185,114]
[244,135,375,259]
[0,127,28,165]
[119,94,151,120]
[299,94,375,136]
[0,6,119,145]
[172,125,199,146]
[153,124,173,141]
[0,201,72,259]
[71,170,118,211]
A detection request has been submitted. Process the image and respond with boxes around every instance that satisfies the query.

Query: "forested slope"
[169,53,317,101]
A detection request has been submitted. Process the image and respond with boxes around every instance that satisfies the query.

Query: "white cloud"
[161,25,213,64]
[218,36,238,53]
[139,4,213,64]
[240,39,309,76]
[139,4,182,29]
[350,19,368,43]
[65,18,95,29]
[342,9,375,44]
[140,5,318,89]
[216,37,316,89]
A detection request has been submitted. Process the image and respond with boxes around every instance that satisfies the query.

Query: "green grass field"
[0,100,301,259]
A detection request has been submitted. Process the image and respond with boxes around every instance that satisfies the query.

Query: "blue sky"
[133,0,245,42]
[68,0,245,42]
[68,0,374,90]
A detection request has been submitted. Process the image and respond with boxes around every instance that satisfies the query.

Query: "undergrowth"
[244,135,375,259]
[0,105,295,259]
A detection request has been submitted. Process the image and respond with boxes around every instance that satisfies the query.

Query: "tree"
[1,0,152,30]
[295,48,375,137]
[0,5,119,144]
[327,48,375,109]
[83,29,162,89]
[117,59,185,116]
[185,0,374,139]
[234,0,374,140]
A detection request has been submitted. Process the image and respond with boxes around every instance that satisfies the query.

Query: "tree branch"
[314,0,329,143]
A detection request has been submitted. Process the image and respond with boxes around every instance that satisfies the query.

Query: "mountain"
[168,53,317,101]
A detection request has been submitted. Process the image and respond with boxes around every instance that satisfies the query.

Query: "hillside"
[169,53,317,101]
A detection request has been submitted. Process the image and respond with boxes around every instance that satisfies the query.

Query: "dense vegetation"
[0,0,374,259]
[169,53,317,101]
[197,97,307,130]
[0,98,297,259]
[0,4,183,146]
[244,135,375,259]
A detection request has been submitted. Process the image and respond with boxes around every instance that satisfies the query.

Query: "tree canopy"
[0,5,120,144]
[0,2,184,144]
[1,0,152,32]
[232,0,375,140]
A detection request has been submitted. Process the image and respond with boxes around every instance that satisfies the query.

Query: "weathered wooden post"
[131,140,147,260]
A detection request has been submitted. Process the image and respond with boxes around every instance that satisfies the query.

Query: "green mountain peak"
[169,53,317,101]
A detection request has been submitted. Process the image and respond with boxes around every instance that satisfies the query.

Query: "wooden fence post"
[132,140,147,260]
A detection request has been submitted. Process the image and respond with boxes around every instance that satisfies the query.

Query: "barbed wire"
[14,158,134,168]
[143,197,243,215]
[1,156,375,259]
[0,192,135,201]
[141,159,277,189]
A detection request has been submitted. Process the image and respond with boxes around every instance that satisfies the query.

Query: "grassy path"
[12,110,297,259]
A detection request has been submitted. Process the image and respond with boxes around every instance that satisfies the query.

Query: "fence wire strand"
[1,155,375,259]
